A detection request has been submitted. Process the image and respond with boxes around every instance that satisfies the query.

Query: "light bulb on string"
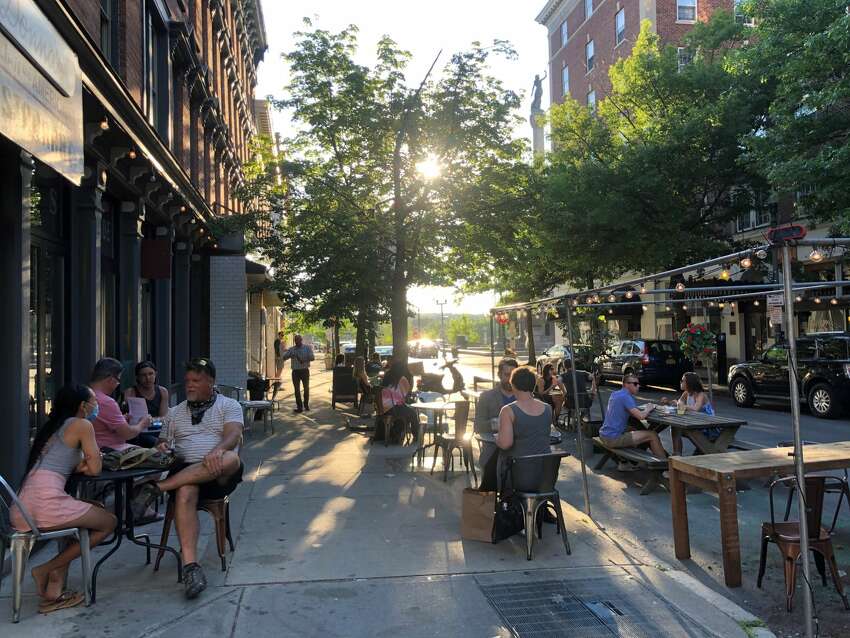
[831,298,839,305]
[753,299,760,306]
[755,249,768,260]
[128,148,137,160]
[740,256,753,269]
[795,295,802,303]
[675,282,686,293]
[608,308,613,314]
[719,268,730,281]
[625,290,634,299]
[571,298,579,306]
[681,304,688,311]
[809,248,824,262]
[709,301,715,307]
[665,305,671,311]
[99,117,109,131]
[815,297,822,304]
[607,294,616,303]
[640,284,647,294]
[641,305,648,311]
[718,302,726,309]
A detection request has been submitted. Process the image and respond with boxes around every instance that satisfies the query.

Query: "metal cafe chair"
[0,475,92,622]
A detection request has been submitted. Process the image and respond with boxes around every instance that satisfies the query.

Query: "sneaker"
[293,408,303,413]
[617,461,639,472]
[304,405,310,411]
[183,562,207,599]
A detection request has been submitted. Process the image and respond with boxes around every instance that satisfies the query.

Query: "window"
[585,40,595,72]
[585,0,593,20]
[817,339,850,360]
[615,9,626,45]
[587,90,596,110]
[734,0,755,26]
[618,342,632,355]
[763,346,788,365]
[99,0,118,67]
[561,65,570,96]
[677,0,697,22]
[145,4,170,138]
[797,340,816,360]
[560,20,569,48]
[677,47,693,72]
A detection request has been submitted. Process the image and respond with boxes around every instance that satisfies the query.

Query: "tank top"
[34,418,83,477]
[506,402,552,491]
[686,394,715,415]
[137,385,163,416]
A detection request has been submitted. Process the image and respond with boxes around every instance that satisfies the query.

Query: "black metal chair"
[430,401,476,484]
[331,367,358,410]
[509,451,572,561]
[757,474,850,612]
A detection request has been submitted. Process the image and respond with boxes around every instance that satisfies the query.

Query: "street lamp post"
[436,298,447,352]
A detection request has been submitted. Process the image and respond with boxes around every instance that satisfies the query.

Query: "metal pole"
[489,314,496,386]
[782,243,814,638]
[565,303,592,516]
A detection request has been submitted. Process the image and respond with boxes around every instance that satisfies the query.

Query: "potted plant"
[678,323,717,403]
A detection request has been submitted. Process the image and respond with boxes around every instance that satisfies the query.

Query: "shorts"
[168,460,244,500]
[600,431,638,448]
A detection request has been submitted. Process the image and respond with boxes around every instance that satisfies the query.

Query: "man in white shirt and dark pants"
[151,358,243,599]
[280,334,315,413]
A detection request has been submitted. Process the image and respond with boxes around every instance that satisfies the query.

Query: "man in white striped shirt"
[151,358,243,599]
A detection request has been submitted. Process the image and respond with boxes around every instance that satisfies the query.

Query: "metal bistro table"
[669,441,850,587]
[645,410,747,454]
[73,467,182,602]
[409,401,457,466]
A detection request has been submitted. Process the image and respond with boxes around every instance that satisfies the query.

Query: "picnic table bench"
[592,437,668,494]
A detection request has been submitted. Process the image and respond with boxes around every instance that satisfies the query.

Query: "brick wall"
[656,0,733,46]
[209,255,247,387]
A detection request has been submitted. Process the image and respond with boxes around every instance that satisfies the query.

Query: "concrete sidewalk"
[1,370,773,637]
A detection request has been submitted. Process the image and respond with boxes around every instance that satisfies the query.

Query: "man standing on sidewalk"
[280,334,315,412]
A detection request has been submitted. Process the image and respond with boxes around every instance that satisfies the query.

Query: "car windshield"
[816,339,850,360]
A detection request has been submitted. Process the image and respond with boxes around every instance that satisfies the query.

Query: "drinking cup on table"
[676,401,686,416]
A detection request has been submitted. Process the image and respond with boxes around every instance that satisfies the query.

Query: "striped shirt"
[162,394,243,463]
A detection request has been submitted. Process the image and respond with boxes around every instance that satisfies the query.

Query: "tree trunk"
[526,311,537,366]
[391,274,409,365]
[332,323,340,357]
[355,302,368,358]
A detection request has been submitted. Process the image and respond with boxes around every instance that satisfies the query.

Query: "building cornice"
[536,0,566,25]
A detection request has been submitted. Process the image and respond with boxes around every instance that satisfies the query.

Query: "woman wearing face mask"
[11,385,117,613]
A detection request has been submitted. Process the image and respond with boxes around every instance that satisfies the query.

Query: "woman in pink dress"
[13,385,116,613]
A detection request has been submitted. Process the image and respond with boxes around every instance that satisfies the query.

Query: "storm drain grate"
[478,577,711,638]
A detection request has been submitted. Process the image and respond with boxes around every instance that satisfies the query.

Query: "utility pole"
[436,298,447,350]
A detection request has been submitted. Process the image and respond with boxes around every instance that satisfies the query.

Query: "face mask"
[88,403,99,421]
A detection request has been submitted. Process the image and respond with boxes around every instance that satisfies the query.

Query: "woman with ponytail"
[12,385,116,613]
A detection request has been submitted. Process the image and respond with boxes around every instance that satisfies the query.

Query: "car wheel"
[808,383,840,419]
[730,377,755,408]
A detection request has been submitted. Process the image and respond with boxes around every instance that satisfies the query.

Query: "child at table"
[660,372,719,455]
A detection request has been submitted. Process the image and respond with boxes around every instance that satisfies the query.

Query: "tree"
[541,16,768,280]
[271,21,523,364]
[740,0,850,225]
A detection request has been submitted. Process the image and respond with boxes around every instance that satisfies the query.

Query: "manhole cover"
[478,577,710,638]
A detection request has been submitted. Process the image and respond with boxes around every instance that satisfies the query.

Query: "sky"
[255,0,549,315]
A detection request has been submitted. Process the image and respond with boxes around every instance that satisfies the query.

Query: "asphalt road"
[422,351,850,447]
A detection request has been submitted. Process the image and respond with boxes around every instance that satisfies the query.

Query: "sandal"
[38,590,84,614]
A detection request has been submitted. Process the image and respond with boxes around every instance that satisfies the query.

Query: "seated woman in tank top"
[11,385,117,613]
[497,367,552,491]
[124,360,170,448]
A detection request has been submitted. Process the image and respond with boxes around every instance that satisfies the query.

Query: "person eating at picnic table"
[599,373,668,470]
[143,357,244,600]
[123,360,170,447]
[496,367,553,491]
[659,371,719,456]
[11,385,117,614]
[473,357,518,434]
[89,357,152,451]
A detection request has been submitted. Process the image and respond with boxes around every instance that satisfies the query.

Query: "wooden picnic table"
[646,410,747,454]
[669,441,850,587]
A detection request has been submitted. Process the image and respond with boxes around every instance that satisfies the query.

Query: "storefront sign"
[0,0,83,184]
[767,293,784,326]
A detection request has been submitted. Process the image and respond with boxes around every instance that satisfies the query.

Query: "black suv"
[728,333,850,418]
[593,339,692,387]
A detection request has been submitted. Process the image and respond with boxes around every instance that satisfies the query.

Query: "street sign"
[767,293,784,326]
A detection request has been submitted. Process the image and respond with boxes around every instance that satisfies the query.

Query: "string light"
[831,298,839,305]
[665,305,671,311]
[795,295,802,303]
[625,290,634,299]
[571,298,579,306]
[641,305,648,311]
[640,284,647,294]
[814,296,822,304]
[708,301,715,307]
[128,148,137,160]
[719,302,726,309]
[719,268,730,281]
[675,282,686,292]
[180,205,187,212]
[753,300,760,306]
[681,304,688,310]
[809,248,824,262]
[99,117,109,131]
[607,294,616,303]
[740,256,753,269]
[608,308,614,314]
[755,249,768,260]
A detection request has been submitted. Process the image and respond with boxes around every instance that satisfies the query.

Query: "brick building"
[0,0,267,484]
[536,0,743,107]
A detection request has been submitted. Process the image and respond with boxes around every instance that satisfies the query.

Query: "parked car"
[340,342,356,355]
[536,344,595,375]
[593,339,692,387]
[374,345,393,361]
[728,332,850,418]
[408,338,439,358]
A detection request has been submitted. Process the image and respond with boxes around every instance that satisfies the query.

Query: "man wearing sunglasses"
[599,374,668,467]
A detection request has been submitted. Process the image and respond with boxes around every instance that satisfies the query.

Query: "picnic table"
[669,441,850,587]
[645,410,747,454]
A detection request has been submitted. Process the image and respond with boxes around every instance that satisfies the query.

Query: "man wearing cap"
[150,358,244,599]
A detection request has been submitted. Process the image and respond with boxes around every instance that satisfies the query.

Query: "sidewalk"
[1,369,773,637]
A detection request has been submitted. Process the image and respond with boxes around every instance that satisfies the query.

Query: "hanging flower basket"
[678,323,717,363]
